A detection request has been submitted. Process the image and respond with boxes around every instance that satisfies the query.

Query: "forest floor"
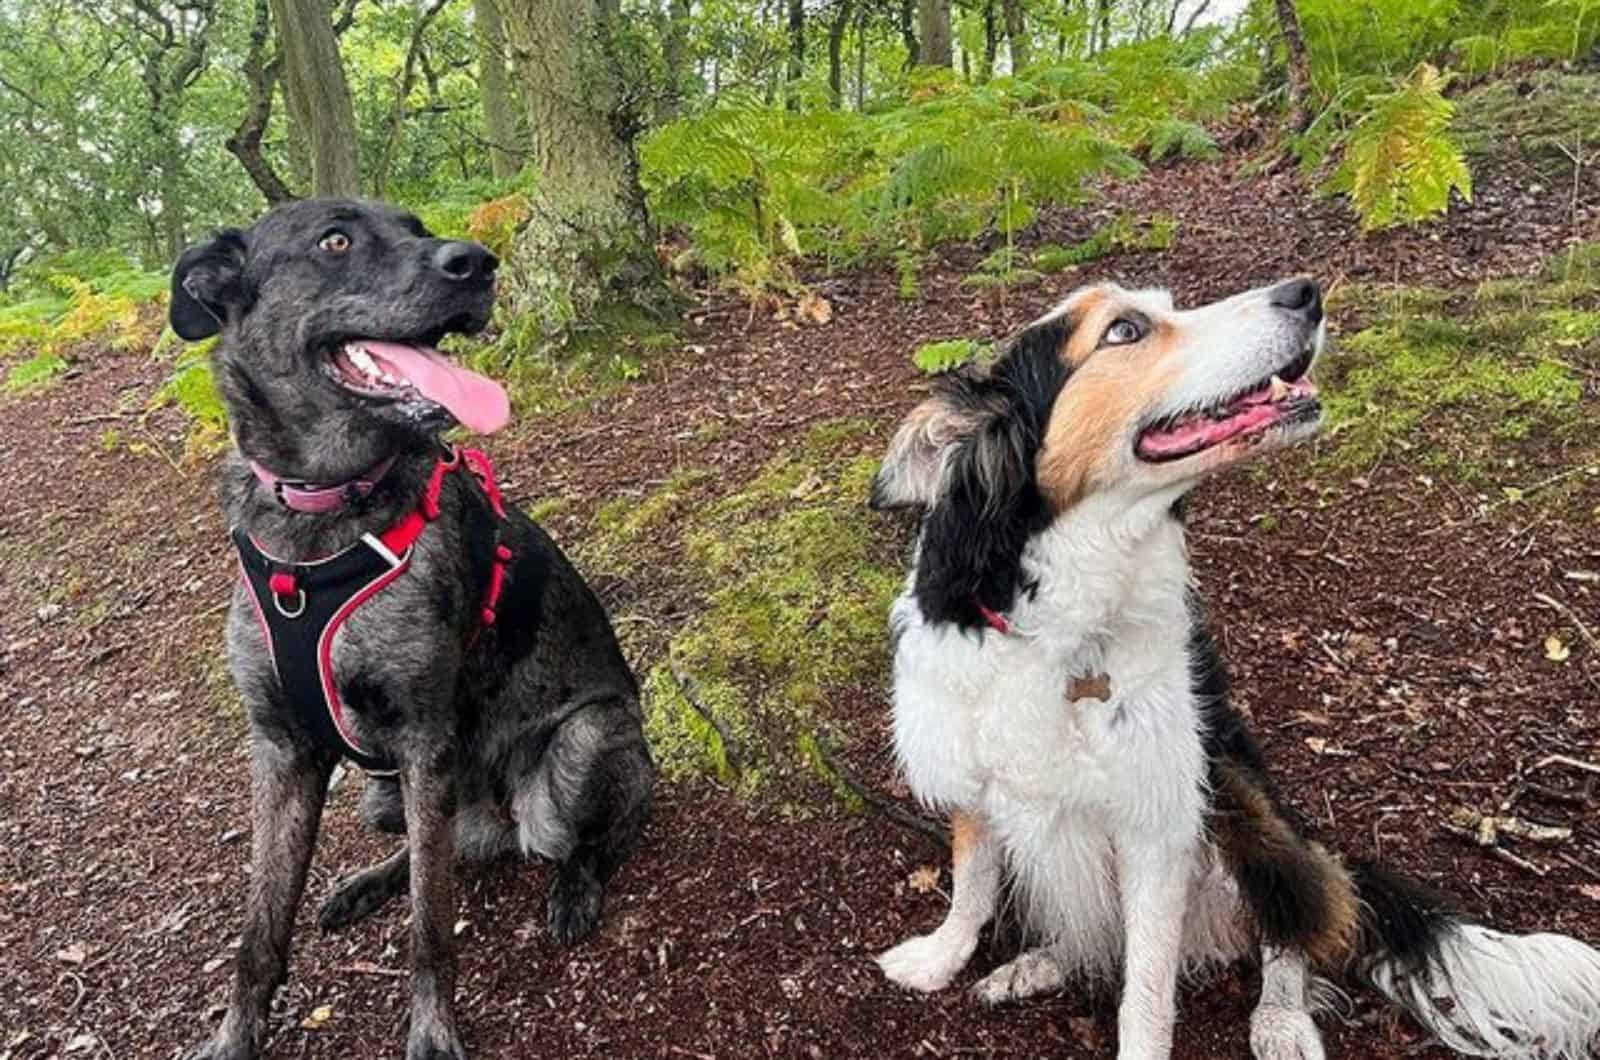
[3,74,1600,1060]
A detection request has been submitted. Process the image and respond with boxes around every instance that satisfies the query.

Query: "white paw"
[876,931,975,993]
[1249,1004,1325,1060]
[970,949,1067,1008]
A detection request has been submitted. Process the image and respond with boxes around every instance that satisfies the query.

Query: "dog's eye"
[319,231,352,255]
[1102,318,1143,346]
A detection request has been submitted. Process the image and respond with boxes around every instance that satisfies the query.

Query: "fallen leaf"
[301,1005,334,1031]
[906,865,940,894]
[54,943,88,965]
[1545,635,1571,663]
[453,918,470,937]
[1579,884,1600,902]
[797,293,833,325]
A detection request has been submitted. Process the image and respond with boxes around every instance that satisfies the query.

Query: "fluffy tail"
[1352,862,1600,1059]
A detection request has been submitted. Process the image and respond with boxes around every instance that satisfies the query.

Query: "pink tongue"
[1138,404,1281,459]
[360,340,510,435]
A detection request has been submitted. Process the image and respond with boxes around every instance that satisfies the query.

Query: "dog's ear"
[912,411,1045,627]
[170,229,250,341]
[871,390,993,511]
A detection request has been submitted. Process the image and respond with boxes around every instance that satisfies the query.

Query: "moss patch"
[1321,252,1595,471]
[634,418,900,803]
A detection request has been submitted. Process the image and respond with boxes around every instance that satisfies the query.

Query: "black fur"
[913,317,1074,629]
[1348,861,1457,974]
[174,199,654,1060]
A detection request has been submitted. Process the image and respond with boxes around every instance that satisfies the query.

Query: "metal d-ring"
[272,588,307,619]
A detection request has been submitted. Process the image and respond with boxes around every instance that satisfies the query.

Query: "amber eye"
[1103,318,1143,346]
[319,230,351,254]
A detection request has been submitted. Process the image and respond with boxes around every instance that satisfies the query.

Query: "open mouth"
[1135,343,1320,463]
[323,336,510,435]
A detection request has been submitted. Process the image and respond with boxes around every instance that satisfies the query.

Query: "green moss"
[525,496,571,523]
[642,663,753,788]
[1321,260,1589,470]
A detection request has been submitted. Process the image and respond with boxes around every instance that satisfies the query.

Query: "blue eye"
[1104,319,1142,345]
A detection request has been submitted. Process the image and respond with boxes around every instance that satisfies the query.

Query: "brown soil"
[2,139,1597,1060]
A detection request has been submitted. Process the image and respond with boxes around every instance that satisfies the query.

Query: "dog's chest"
[889,595,1195,811]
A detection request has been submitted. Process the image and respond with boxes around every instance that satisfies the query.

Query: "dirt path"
[2,140,1598,1060]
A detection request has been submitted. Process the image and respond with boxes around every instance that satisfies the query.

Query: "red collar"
[975,601,1012,634]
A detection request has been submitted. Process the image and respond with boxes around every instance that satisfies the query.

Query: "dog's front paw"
[876,930,976,993]
[546,861,603,946]
[970,948,1067,1008]
[184,1032,256,1060]
[407,1021,468,1060]
[1249,1004,1325,1060]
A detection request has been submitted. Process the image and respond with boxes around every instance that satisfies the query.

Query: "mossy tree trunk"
[270,0,361,196]
[786,0,805,110]
[917,0,952,67]
[1273,0,1312,132]
[499,0,667,342]
[473,0,524,181]
[1004,0,1030,71]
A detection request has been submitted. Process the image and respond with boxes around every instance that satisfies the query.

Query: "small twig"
[1554,849,1600,884]
[1535,754,1600,778]
[334,962,407,978]
[812,737,950,849]
[1533,592,1600,655]
[669,665,744,777]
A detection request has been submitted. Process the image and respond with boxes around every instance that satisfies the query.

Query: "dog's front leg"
[1113,837,1195,1060]
[401,757,467,1060]
[189,738,331,1060]
[877,809,999,992]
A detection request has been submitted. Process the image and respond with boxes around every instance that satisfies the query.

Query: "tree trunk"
[899,0,919,68]
[980,0,999,81]
[1273,0,1312,132]
[660,0,693,120]
[1003,0,1029,72]
[499,0,666,342]
[475,0,524,179]
[786,0,805,110]
[270,0,361,196]
[827,0,854,108]
[917,0,952,67]
[855,1,867,109]
[228,0,296,204]
[1095,0,1113,53]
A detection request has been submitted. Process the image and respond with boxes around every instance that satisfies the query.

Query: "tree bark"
[1273,0,1311,132]
[660,0,692,120]
[1003,0,1029,71]
[827,0,854,108]
[1095,0,1113,53]
[899,0,919,68]
[980,0,999,81]
[474,0,524,180]
[786,0,804,110]
[499,0,666,342]
[270,0,361,197]
[917,0,952,67]
[855,1,867,109]
[227,0,295,204]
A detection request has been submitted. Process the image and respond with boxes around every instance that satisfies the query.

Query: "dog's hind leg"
[878,810,1000,993]
[510,694,654,946]
[1249,946,1325,1060]
[187,738,332,1060]
[319,846,411,933]
[970,947,1068,1006]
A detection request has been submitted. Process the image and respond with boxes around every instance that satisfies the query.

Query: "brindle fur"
[173,199,654,1060]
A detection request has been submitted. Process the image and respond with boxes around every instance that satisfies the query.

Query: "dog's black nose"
[1268,278,1323,324]
[433,241,499,282]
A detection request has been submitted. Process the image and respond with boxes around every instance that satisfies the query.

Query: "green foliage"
[3,351,68,394]
[913,338,986,374]
[155,340,227,435]
[1146,118,1220,162]
[1327,65,1471,231]
[1030,212,1178,274]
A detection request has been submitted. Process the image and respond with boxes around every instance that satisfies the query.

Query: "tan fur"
[1212,762,1361,970]
[950,808,986,868]
[1036,317,1186,509]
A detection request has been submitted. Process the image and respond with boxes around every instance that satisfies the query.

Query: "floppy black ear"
[169,229,250,340]
[913,413,1050,629]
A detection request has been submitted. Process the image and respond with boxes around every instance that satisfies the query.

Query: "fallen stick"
[1534,591,1600,655]
[813,737,949,850]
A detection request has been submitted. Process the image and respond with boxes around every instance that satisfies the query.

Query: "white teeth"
[343,343,387,385]
[1268,374,1291,401]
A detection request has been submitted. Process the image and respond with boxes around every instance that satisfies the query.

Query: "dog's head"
[874,278,1325,625]
[170,199,507,476]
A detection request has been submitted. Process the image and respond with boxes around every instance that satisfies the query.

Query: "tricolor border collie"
[870,278,1600,1059]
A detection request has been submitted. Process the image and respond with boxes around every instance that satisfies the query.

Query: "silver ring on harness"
[272,587,307,619]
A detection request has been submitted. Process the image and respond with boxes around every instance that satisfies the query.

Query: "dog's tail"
[1347,860,1600,1059]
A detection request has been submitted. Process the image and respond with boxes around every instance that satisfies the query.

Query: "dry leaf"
[453,918,470,937]
[54,943,88,965]
[1545,635,1571,663]
[907,865,940,894]
[797,293,833,325]
[1578,884,1600,902]
[1305,736,1327,755]
[301,1005,333,1031]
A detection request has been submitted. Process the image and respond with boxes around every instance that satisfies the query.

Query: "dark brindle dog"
[171,199,653,1060]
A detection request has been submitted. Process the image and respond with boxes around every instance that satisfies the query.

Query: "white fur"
[1368,924,1600,1059]
[884,487,1209,1059]
[1251,947,1326,1060]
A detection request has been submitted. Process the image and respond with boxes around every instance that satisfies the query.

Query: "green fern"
[1145,119,1221,163]
[912,339,988,375]
[1328,64,1472,231]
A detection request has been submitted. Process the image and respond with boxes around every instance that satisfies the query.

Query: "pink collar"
[975,600,1012,635]
[249,453,398,513]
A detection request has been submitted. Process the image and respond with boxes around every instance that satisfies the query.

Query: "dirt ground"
[2,123,1598,1060]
